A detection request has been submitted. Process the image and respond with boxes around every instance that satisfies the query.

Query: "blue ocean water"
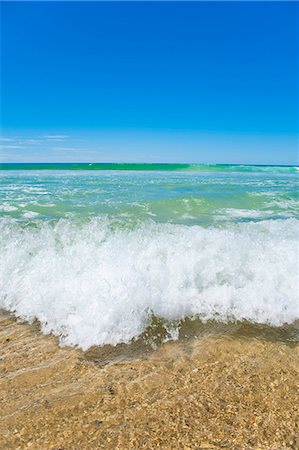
[0,164,298,348]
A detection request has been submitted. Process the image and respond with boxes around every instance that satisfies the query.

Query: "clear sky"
[1,1,298,164]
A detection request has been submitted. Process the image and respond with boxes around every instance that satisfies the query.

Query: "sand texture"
[0,313,298,449]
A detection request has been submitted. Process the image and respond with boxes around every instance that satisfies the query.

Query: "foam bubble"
[0,218,298,349]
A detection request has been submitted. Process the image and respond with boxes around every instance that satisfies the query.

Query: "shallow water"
[0,164,298,349]
[1,312,298,449]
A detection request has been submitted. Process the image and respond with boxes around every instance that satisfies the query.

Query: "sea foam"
[0,218,298,349]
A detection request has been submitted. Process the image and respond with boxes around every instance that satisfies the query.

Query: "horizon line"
[0,162,298,167]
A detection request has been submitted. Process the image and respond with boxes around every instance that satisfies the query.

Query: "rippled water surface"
[1,164,298,349]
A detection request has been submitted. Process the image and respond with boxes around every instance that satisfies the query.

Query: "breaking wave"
[1,217,298,349]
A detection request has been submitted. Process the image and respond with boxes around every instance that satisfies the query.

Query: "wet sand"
[0,313,298,449]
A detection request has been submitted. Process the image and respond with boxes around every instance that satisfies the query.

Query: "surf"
[1,217,298,350]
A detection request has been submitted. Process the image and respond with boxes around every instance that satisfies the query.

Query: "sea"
[0,163,298,350]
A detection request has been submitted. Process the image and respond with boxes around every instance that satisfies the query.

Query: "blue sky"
[1,1,298,164]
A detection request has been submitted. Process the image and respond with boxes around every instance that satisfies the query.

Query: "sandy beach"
[0,312,298,449]
[2,0,298,448]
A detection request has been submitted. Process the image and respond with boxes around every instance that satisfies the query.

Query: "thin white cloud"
[0,138,16,142]
[43,135,69,139]
[52,147,77,151]
[25,139,43,143]
[0,145,26,149]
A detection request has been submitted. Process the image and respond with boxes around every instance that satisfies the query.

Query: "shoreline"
[1,313,298,449]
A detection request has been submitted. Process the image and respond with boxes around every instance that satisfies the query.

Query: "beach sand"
[0,312,298,449]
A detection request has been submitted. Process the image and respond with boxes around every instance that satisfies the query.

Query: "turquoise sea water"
[0,163,298,225]
[1,162,298,173]
[0,164,298,349]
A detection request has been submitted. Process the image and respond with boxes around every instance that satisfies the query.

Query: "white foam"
[0,218,298,350]
[22,211,40,218]
[223,208,274,219]
[0,204,17,212]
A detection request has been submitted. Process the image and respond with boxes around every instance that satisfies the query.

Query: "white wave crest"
[0,218,298,349]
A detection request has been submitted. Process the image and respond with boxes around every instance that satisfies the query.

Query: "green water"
[0,162,298,173]
[0,163,298,348]
[0,164,298,226]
